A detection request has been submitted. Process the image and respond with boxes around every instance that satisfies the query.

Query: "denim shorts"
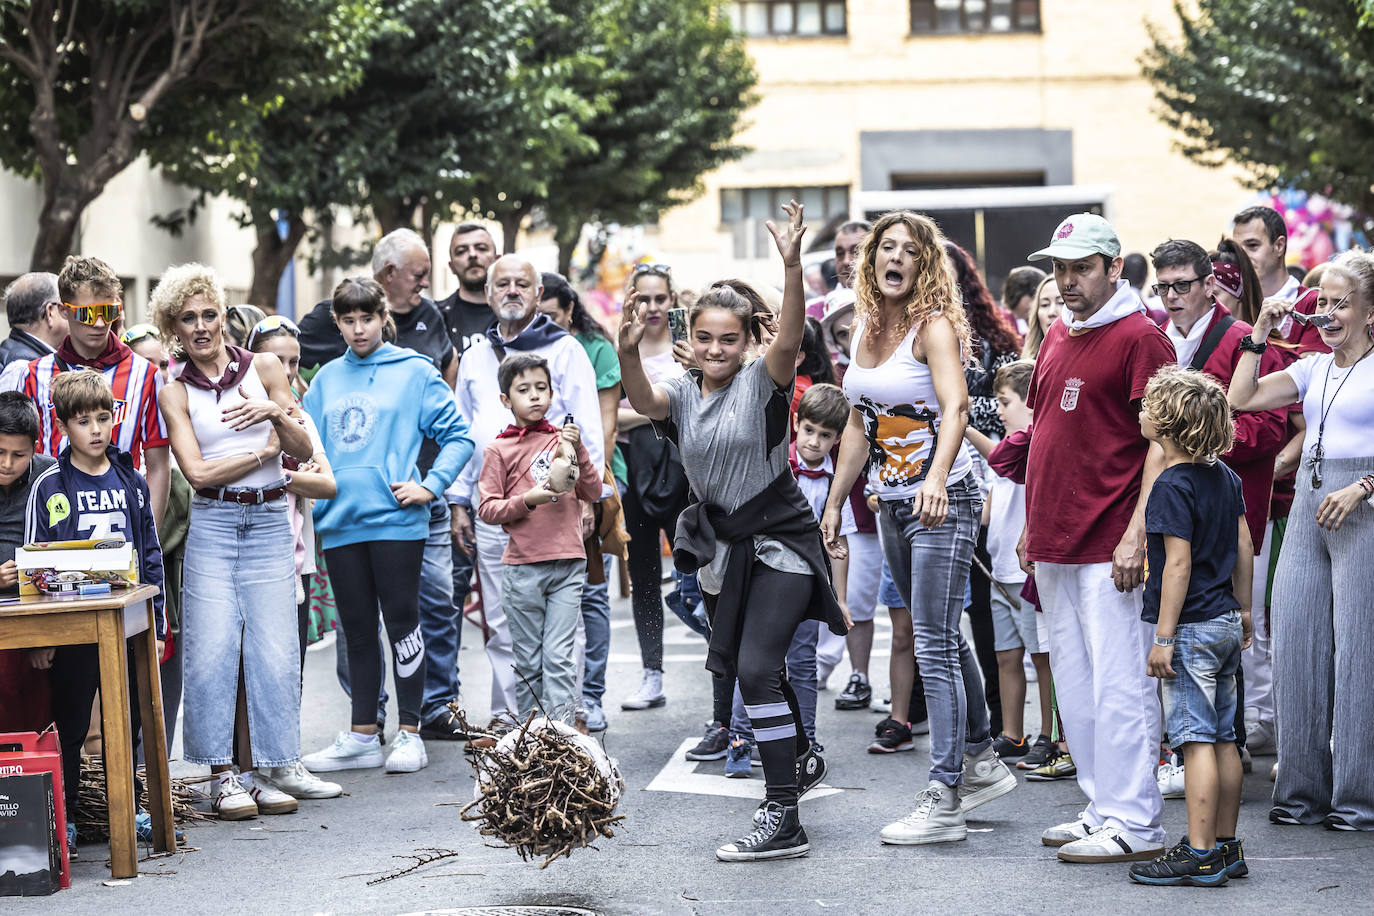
[1161,611,1243,745]
[878,561,903,610]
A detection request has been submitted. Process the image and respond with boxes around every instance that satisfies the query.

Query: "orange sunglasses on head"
[62,301,122,326]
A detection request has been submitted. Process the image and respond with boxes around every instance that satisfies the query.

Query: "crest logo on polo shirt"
[1061,377,1084,412]
[110,397,128,426]
[329,392,379,452]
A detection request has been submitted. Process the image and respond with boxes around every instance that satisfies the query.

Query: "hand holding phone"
[667,308,688,346]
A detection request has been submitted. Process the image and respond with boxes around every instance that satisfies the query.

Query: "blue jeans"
[1162,611,1242,746]
[580,553,614,705]
[665,571,710,638]
[879,476,990,787]
[730,619,820,745]
[418,501,460,724]
[181,494,300,767]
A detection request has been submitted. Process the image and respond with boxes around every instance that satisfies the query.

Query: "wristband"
[1238,334,1268,354]
[1153,635,1176,647]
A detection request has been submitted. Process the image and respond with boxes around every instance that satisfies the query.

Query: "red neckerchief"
[179,346,255,401]
[788,442,831,480]
[497,419,559,440]
[55,334,130,371]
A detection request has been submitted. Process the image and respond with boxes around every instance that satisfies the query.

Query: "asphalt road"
[14,582,1373,915]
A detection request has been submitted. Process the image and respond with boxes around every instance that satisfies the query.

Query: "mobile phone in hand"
[667,307,688,346]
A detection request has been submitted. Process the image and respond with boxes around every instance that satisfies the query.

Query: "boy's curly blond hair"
[1142,365,1234,461]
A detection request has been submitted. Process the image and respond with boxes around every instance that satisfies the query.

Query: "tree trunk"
[247,214,309,311]
[29,194,85,272]
[554,218,583,278]
[499,204,525,254]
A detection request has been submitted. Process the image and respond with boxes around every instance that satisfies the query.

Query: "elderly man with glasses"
[0,272,66,371]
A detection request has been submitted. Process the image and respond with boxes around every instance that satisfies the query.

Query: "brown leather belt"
[196,485,287,505]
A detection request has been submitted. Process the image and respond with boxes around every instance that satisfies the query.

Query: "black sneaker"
[420,715,471,741]
[716,802,809,861]
[685,721,730,761]
[992,734,1030,759]
[1129,840,1229,887]
[834,673,872,710]
[1269,807,1303,825]
[1325,814,1357,831]
[1016,734,1055,770]
[1216,837,1248,878]
[797,745,827,797]
[869,717,914,754]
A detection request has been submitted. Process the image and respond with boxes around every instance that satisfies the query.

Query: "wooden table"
[0,585,173,877]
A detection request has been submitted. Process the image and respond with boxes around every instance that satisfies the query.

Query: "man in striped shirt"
[3,256,169,525]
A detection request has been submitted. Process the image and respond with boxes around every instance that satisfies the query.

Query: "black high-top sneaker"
[716,802,810,861]
[752,744,829,827]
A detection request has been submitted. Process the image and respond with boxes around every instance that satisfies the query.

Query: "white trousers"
[1243,520,1275,724]
[475,517,519,720]
[816,531,883,675]
[1037,561,1164,842]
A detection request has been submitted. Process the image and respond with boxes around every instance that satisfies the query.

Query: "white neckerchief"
[1063,280,1146,332]
[1167,306,1216,367]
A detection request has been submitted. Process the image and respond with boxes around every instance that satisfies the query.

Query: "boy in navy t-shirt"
[25,369,165,854]
[1130,365,1253,888]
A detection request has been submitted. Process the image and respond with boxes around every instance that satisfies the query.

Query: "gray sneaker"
[880,780,967,845]
[957,743,1018,811]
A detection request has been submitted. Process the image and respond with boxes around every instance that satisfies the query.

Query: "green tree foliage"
[1142,0,1374,213]
[0,0,376,271]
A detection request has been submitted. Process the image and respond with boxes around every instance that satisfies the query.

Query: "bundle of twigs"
[456,708,624,869]
[74,757,211,841]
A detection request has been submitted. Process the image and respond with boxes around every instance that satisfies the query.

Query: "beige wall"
[649,0,1253,292]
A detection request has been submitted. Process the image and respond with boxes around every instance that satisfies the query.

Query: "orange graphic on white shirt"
[856,396,939,490]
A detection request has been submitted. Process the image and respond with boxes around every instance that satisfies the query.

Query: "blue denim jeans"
[419,500,460,724]
[181,494,300,767]
[665,571,710,638]
[730,620,820,745]
[878,476,990,787]
[580,553,614,705]
[1161,611,1242,746]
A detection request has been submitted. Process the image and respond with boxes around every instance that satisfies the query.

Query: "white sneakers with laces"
[880,780,967,845]
[957,744,1018,811]
[247,776,299,815]
[1056,824,1164,863]
[384,730,428,773]
[259,761,343,799]
[212,773,258,821]
[1157,754,1187,799]
[1041,811,1094,847]
[620,668,666,710]
[302,732,385,772]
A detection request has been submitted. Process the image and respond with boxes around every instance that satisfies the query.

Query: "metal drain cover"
[401,909,600,916]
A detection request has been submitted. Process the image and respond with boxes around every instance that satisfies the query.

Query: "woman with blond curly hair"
[822,211,1017,847]
[151,264,336,820]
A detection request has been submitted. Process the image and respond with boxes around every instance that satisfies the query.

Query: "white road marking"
[645,738,843,802]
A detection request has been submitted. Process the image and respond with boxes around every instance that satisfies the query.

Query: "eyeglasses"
[246,314,300,350]
[1150,278,1202,298]
[62,301,122,326]
[120,323,160,345]
[632,263,672,277]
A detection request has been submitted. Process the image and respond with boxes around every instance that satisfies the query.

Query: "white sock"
[238,770,254,790]
[853,671,868,684]
[349,730,379,745]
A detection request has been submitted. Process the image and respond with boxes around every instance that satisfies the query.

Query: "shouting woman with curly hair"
[822,211,1016,847]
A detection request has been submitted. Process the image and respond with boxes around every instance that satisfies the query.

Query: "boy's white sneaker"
[1057,825,1164,863]
[1041,811,1093,847]
[957,744,1018,811]
[385,730,428,773]
[302,732,385,772]
[260,761,343,799]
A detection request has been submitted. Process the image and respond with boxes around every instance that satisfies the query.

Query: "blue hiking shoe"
[725,738,754,778]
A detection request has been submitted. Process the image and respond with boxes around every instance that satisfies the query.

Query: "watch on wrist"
[1239,334,1268,354]
[1153,635,1176,647]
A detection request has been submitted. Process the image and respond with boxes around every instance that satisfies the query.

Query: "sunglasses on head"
[246,314,300,350]
[63,301,121,326]
[120,323,160,345]
[632,263,672,277]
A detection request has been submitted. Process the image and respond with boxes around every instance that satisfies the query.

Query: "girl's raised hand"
[765,200,806,267]
[617,289,646,354]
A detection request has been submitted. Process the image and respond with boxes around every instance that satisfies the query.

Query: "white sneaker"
[1157,757,1186,799]
[1041,812,1093,847]
[1245,719,1276,756]
[302,732,385,772]
[212,773,258,821]
[620,669,666,710]
[385,730,428,773]
[879,780,967,845]
[246,775,299,814]
[1056,825,1163,863]
[260,761,343,799]
[957,744,1018,811]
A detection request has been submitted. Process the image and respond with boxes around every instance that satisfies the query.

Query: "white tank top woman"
[182,359,284,489]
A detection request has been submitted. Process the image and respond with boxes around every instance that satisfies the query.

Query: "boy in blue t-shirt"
[25,369,165,854]
[1130,365,1253,888]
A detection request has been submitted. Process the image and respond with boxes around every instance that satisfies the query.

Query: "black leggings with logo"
[324,539,426,727]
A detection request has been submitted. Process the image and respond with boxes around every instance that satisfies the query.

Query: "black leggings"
[325,540,426,727]
[713,564,813,807]
[622,485,683,671]
[49,642,142,814]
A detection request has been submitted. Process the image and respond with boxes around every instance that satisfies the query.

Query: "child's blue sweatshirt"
[303,341,474,549]
[24,446,166,636]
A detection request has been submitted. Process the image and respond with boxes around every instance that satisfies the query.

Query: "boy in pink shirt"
[477,353,601,724]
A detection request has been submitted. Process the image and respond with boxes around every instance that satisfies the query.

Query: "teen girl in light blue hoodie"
[302,277,473,774]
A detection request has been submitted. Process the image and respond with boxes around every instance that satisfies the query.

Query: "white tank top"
[185,359,283,489]
[842,317,972,500]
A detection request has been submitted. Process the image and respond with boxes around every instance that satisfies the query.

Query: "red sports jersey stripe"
[20,353,167,471]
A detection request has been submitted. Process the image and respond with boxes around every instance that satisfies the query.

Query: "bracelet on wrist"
[1153,635,1176,647]
[1238,334,1268,354]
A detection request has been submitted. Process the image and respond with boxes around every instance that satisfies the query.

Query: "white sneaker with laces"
[957,744,1018,811]
[1041,812,1093,847]
[620,668,666,710]
[1056,825,1164,863]
[212,773,258,821]
[385,730,428,773]
[879,780,967,845]
[261,761,343,799]
[247,775,299,814]
[302,732,385,772]
[1157,758,1186,799]
[1245,719,1276,756]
